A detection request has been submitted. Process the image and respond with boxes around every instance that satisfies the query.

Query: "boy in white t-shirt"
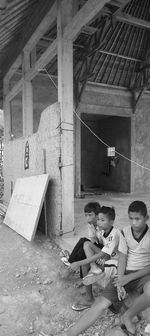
[60,202,102,310]
[70,206,127,310]
[62,200,150,336]
[82,206,127,287]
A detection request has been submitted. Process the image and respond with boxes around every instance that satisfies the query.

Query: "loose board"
[4,174,50,241]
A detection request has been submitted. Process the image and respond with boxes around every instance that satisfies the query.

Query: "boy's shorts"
[102,271,150,304]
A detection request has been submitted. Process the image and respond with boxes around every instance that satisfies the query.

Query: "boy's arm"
[70,250,110,269]
[114,251,127,301]
[115,265,150,287]
[117,251,127,277]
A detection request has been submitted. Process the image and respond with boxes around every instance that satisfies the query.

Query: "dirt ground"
[0,217,149,336]
[0,218,111,336]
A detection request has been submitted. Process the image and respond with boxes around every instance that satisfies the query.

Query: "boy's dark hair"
[128,200,147,217]
[99,206,115,221]
[84,202,101,215]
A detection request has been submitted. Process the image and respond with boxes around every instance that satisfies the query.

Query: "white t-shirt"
[88,225,127,259]
[122,225,150,271]
[98,227,127,260]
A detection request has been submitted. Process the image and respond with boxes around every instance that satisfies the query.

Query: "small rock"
[28,323,34,334]
[145,324,150,333]
[43,278,53,285]
[16,273,21,278]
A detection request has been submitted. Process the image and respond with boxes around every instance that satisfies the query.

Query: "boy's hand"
[113,273,132,287]
[96,258,105,267]
[117,286,126,301]
[69,261,79,271]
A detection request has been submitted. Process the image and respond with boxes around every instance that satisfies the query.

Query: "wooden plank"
[7,78,23,102]
[4,174,50,241]
[22,51,33,136]
[79,103,132,116]
[57,0,74,233]
[64,0,110,40]
[27,39,57,81]
[116,12,150,29]
[4,55,22,92]
[6,39,57,100]
[43,148,48,237]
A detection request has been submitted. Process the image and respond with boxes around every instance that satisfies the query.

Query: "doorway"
[81,113,131,193]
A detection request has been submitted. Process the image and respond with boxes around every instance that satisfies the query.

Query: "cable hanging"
[39,67,150,172]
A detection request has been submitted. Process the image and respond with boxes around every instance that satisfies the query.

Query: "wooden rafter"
[64,0,111,40]
[115,12,150,29]
[74,14,114,107]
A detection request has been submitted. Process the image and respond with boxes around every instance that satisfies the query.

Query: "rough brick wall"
[3,103,62,236]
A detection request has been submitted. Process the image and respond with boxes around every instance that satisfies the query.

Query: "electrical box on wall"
[107,147,115,157]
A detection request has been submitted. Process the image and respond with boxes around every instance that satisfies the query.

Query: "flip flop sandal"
[71,302,92,311]
[83,272,105,286]
[61,256,71,267]
[120,324,135,336]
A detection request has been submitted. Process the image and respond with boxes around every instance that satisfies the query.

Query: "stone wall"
[3,103,62,236]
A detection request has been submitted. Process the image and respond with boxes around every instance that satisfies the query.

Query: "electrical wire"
[40,67,150,172]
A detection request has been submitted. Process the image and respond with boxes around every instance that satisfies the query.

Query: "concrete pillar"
[22,51,33,137]
[57,0,74,233]
[75,109,81,197]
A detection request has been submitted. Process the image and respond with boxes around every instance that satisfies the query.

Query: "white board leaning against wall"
[4,174,50,241]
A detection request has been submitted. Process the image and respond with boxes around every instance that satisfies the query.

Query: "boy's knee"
[83,241,91,251]
[144,281,150,300]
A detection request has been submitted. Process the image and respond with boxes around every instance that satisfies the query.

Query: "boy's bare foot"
[121,313,136,335]
[83,271,105,286]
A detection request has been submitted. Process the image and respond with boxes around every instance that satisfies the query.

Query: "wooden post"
[3,79,11,143]
[22,51,33,137]
[43,148,48,237]
[3,97,11,142]
[57,0,74,234]
[75,109,81,197]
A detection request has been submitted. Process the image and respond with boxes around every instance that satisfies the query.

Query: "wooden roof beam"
[64,0,111,40]
[26,39,57,81]
[4,55,22,95]
[24,1,57,52]
[6,38,57,101]
[5,0,113,97]
[98,50,141,62]
[4,1,57,83]
[115,12,150,30]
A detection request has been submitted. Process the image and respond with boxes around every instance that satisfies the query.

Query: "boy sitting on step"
[70,206,127,310]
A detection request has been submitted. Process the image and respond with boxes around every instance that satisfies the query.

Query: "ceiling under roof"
[0,0,150,109]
